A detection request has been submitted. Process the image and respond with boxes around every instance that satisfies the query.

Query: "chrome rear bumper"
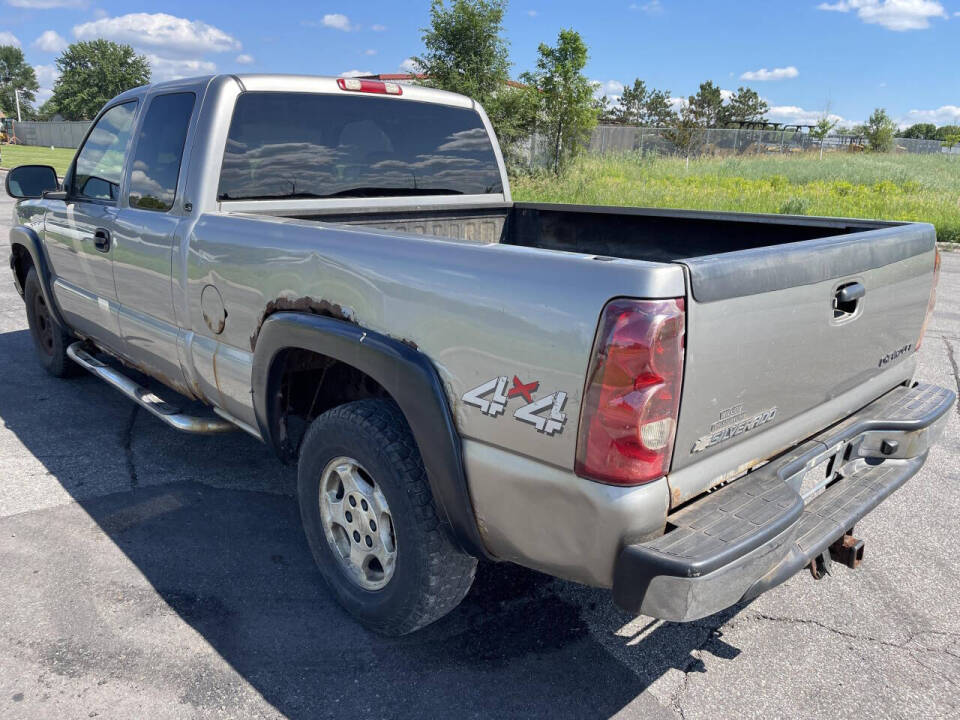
[612,382,955,621]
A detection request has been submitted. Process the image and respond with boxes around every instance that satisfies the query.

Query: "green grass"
[0,145,76,175]
[512,152,960,243]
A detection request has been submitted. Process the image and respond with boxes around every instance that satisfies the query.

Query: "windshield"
[217,91,504,201]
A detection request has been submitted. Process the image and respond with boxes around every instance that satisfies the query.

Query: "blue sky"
[1,0,958,127]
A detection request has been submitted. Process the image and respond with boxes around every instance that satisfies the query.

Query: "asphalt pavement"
[0,184,957,719]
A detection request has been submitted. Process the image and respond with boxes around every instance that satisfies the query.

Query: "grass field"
[0,145,75,175]
[512,152,960,243]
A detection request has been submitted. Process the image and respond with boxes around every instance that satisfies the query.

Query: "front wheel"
[23,267,78,378]
[298,399,477,635]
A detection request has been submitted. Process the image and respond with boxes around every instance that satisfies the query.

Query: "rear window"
[217,92,504,201]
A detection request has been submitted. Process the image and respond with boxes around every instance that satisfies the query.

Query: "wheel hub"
[318,456,396,590]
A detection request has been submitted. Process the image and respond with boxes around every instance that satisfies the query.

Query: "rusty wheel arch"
[251,312,491,559]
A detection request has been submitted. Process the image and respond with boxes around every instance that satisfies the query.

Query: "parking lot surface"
[0,184,958,719]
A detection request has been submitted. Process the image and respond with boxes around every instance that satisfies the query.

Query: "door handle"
[837,282,865,303]
[93,228,111,253]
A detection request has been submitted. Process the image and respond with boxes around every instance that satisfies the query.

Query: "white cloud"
[34,63,59,87]
[7,0,86,7]
[73,13,241,55]
[371,24,387,31]
[629,1,664,13]
[0,31,21,47]
[146,54,217,82]
[235,53,254,65]
[901,105,960,125]
[767,105,846,125]
[816,0,948,31]
[323,14,355,31]
[739,65,799,81]
[33,63,59,105]
[719,88,734,102]
[339,69,373,78]
[32,30,68,53]
[592,79,624,101]
[363,48,376,56]
[399,57,420,73]
[527,10,538,16]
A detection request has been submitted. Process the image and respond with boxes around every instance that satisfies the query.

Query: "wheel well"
[270,347,392,461]
[10,245,33,296]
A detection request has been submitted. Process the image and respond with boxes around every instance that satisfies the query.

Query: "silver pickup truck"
[5,74,954,635]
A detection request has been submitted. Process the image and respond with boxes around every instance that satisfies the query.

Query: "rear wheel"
[23,267,77,378]
[298,398,477,635]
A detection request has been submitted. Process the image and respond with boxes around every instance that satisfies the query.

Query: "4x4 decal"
[462,375,567,436]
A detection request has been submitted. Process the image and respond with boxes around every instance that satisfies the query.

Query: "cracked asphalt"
[1,184,958,719]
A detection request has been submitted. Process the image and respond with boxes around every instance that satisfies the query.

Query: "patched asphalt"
[0,185,957,719]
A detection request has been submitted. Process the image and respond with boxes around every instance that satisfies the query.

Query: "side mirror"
[5,165,60,199]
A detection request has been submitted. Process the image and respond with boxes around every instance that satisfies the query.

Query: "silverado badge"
[692,405,778,453]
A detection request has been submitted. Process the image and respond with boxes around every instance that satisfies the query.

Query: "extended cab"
[5,74,954,634]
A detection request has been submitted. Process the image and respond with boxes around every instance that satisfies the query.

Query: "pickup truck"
[5,74,954,636]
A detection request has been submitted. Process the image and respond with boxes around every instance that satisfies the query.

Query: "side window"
[128,92,196,212]
[72,101,138,201]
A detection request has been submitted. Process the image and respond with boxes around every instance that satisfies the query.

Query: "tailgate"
[668,221,936,503]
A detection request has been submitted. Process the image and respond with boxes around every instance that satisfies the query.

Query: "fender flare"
[9,224,68,328]
[251,312,491,559]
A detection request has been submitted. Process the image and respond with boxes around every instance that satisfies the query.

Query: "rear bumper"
[612,382,955,621]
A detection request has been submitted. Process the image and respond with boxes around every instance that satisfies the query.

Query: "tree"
[726,86,768,124]
[0,45,39,119]
[686,81,727,127]
[863,107,897,152]
[414,0,536,164]
[47,40,150,120]
[614,78,676,126]
[899,122,937,140]
[643,89,676,127]
[616,78,647,124]
[521,29,596,173]
[935,125,960,142]
[809,106,838,159]
[593,92,617,123]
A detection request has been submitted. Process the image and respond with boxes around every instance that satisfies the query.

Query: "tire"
[23,267,78,378]
[298,398,477,635]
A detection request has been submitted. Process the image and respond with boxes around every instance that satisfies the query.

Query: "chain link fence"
[523,125,952,167]
[8,121,91,148]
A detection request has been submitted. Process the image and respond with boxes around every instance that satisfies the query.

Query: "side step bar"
[67,342,237,435]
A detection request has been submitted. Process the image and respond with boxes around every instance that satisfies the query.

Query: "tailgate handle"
[834,282,865,319]
[837,283,865,303]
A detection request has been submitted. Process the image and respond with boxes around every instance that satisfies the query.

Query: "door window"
[128,92,197,211]
[72,101,138,202]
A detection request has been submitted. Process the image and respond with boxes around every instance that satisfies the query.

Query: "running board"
[67,342,237,434]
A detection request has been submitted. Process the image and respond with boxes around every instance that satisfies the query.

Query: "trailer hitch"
[829,532,865,570]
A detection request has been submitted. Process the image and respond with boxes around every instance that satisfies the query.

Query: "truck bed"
[280,202,894,263]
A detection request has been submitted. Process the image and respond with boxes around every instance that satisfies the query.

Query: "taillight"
[575,298,686,486]
[336,78,403,95]
[916,247,941,350]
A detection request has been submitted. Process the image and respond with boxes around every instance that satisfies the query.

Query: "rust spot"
[399,337,419,351]
[670,486,684,508]
[249,296,357,350]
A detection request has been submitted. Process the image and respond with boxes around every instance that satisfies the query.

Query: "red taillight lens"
[575,298,686,486]
[336,78,403,95]
[916,247,941,350]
